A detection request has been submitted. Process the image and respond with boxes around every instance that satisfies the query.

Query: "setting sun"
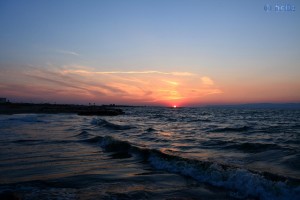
[173,105,177,108]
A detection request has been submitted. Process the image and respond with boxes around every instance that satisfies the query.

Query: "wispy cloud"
[60,67,221,103]
[201,76,214,85]
[24,68,128,96]
[163,80,179,86]
[56,49,80,56]
[62,69,195,76]
[0,64,222,105]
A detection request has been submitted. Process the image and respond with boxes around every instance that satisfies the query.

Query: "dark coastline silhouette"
[0,102,124,116]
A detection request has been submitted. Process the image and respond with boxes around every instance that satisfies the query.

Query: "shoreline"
[0,103,124,116]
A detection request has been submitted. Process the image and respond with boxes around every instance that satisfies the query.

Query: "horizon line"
[2,100,300,108]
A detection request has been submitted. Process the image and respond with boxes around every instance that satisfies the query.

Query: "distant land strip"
[0,103,124,116]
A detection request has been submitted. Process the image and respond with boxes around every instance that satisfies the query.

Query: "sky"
[0,0,299,106]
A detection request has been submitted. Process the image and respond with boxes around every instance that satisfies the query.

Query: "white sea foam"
[148,153,300,200]
[93,134,300,200]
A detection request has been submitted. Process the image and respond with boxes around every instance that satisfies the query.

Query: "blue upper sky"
[0,0,299,105]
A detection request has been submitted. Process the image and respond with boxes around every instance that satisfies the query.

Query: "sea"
[0,107,299,200]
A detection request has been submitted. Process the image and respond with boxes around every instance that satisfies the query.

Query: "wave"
[210,126,251,133]
[12,139,43,144]
[73,130,92,139]
[84,135,300,200]
[82,136,103,143]
[7,115,46,123]
[11,139,77,146]
[225,142,281,153]
[201,139,285,153]
[291,124,300,129]
[201,139,233,147]
[148,154,299,200]
[91,118,134,130]
[145,127,156,132]
[185,118,212,123]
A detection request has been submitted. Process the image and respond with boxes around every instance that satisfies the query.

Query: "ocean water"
[0,107,300,200]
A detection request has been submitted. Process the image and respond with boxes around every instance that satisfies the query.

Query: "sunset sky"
[0,0,299,106]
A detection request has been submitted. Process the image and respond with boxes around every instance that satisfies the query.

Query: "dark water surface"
[0,107,300,200]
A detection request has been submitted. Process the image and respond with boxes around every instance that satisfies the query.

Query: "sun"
[173,105,177,108]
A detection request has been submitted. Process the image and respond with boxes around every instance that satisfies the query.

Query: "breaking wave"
[84,135,300,200]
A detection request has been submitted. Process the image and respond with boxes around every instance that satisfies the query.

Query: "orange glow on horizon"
[6,66,299,106]
[2,64,299,105]
[60,68,222,105]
